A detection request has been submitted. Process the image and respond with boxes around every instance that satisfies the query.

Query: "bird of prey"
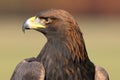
[11,9,109,80]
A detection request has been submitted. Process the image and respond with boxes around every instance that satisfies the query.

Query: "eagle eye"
[44,17,53,24]
[35,17,53,25]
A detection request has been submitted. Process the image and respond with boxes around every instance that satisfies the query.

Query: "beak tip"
[22,21,30,33]
[22,30,25,33]
[22,25,26,33]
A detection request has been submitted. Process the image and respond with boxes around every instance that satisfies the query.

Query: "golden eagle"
[11,9,109,80]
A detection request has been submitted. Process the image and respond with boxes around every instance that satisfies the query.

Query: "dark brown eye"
[44,18,53,24]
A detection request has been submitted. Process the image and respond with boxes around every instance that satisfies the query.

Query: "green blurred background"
[0,0,120,80]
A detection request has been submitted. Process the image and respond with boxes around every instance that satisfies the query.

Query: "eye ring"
[45,18,52,24]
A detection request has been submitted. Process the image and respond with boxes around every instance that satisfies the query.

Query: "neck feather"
[65,24,88,62]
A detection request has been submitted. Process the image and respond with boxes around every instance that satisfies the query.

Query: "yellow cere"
[27,16,46,29]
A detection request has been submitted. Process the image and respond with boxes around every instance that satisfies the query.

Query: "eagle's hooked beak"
[22,16,46,32]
